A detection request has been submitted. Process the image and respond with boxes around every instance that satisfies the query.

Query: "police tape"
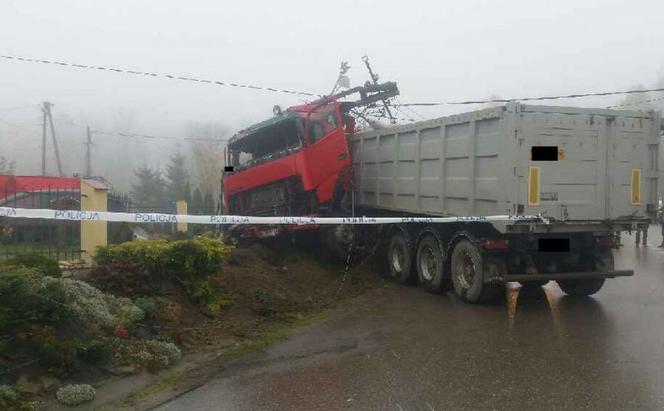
[0,206,546,225]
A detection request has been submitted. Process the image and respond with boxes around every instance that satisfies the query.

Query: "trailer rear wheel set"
[381,226,610,304]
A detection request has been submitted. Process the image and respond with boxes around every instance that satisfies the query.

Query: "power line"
[53,117,226,142]
[91,129,227,142]
[0,54,319,97]
[606,94,664,109]
[0,104,39,111]
[395,87,664,106]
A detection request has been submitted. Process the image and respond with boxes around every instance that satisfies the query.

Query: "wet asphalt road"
[158,227,664,411]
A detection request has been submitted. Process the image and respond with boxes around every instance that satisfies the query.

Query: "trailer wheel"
[450,240,502,303]
[387,230,415,284]
[556,251,611,296]
[416,234,449,293]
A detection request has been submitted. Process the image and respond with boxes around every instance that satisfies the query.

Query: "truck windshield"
[229,115,304,170]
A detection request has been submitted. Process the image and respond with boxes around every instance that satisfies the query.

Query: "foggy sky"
[1,0,663,182]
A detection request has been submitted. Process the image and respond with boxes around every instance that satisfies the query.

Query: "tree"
[186,121,229,200]
[203,191,216,214]
[615,84,654,110]
[165,152,191,202]
[191,188,204,215]
[0,156,15,174]
[131,166,167,209]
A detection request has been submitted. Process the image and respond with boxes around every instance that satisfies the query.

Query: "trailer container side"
[350,102,660,231]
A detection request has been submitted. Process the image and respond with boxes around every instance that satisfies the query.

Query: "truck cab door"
[304,103,351,205]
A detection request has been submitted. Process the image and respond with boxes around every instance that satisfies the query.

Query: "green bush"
[134,297,157,318]
[0,385,37,411]
[25,325,78,372]
[56,384,96,406]
[77,338,112,365]
[2,253,62,278]
[252,289,275,316]
[182,278,234,314]
[0,266,66,333]
[91,238,232,296]
[44,277,144,330]
[110,337,182,372]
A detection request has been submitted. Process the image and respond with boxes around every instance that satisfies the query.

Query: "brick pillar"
[80,179,109,265]
[176,200,188,233]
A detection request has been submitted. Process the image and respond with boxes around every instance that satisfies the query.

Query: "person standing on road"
[635,224,648,246]
[658,206,664,248]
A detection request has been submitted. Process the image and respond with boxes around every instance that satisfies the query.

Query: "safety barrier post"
[80,179,109,265]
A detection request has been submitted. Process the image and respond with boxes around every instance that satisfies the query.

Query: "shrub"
[0,385,18,402]
[55,384,96,406]
[77,338,112,365]
[0,385,40,411]
[182,278,234,314]
[43,277,144,330]
[91,238,232,296]
[3,253,62,278]
[144,340,182,367]
[134,297,157,318]
[0,266,66,333]
[252,289,275,316]
[110,338,181,371]
[25,325,78,372]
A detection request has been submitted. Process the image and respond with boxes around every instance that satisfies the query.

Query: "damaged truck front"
[222,100,353,237]
[221,82,399,238]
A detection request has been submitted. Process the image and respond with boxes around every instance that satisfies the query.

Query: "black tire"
[519,280,549,288]
[416,233,450,293]
[450,240,503,303]
[556,251,611,296]
[387,230,416,284]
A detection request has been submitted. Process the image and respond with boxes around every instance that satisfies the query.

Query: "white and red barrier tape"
[0,206,546,225]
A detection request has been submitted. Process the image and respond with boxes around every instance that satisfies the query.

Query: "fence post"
[80,179,109,265]
[176,200,188,233]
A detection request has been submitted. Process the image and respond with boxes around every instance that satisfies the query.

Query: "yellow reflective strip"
[528,166,540,206]
[631,168,641,205]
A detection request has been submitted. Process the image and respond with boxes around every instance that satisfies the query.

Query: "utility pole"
[41,103,47,175]
[85,126,92,177]
[362,56,396,124]
[41,101,64,177]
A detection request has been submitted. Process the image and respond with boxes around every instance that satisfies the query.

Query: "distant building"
[0,175,80,208]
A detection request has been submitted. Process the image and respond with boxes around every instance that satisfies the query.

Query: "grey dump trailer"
[348,102,661,303]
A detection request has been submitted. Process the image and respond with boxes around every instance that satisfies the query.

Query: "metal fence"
[0,185,82,262]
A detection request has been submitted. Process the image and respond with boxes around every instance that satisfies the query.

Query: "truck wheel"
[450,240,502,303]
[556,251,611,297]
[387,230,415,284]
[557,278,604,296]
[416,234,449,293]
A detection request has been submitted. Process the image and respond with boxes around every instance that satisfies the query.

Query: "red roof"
[0,175,80,202]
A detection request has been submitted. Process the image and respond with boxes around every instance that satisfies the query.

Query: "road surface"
[158,227,664,410]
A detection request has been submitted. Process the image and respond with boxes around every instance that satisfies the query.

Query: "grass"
[218,311,325,361]
[99,310,327,410]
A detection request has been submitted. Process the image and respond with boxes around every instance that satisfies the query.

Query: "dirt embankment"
[93,239,385,410]
[166,240,382,352]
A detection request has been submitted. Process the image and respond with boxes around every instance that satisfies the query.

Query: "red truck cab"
[222,100,352,222]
